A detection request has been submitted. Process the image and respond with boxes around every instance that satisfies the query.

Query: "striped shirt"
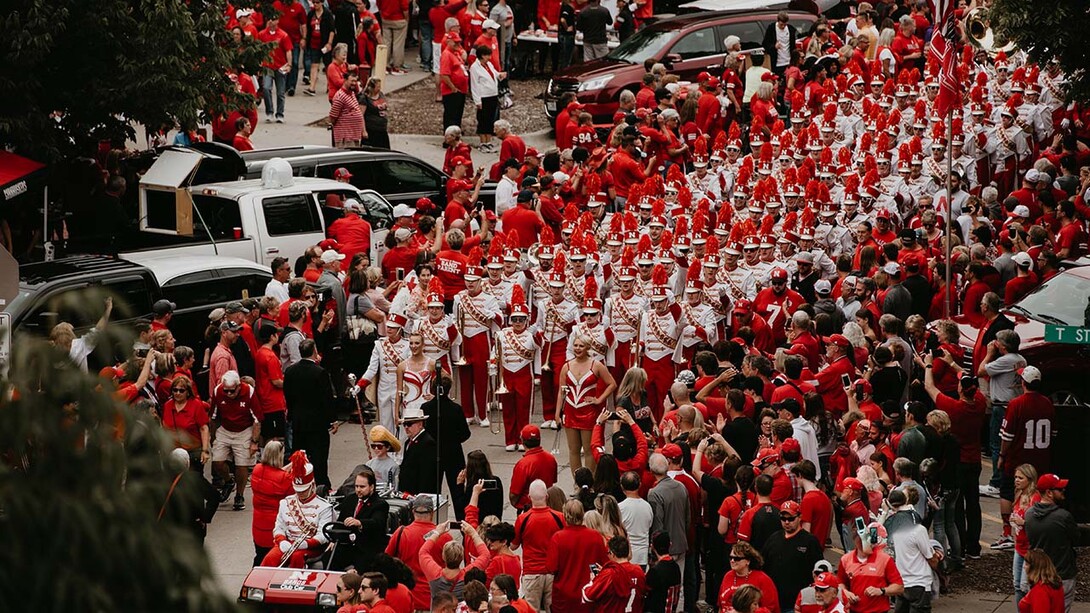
[329,87,364,143]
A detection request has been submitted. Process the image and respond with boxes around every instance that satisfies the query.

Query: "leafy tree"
[0,0,267,164]
[988,0,1090,103]
[0,317,239,611]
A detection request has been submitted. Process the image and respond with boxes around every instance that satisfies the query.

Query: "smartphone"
[396,268,405,281]
[448,521,461,530]
[589,563,601,575]
[932,347,945,359]
[854,516,867,534]
[482,479,499,491]
[840,373,852,388]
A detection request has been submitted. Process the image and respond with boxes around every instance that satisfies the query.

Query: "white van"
[125,152,392,267]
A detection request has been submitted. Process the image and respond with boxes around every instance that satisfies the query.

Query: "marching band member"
[536,262,580,430]
[413,278,460,374]
[360,312,411,434]
[604,258,648,385]
[497,286,543,450]
[260,450,334,568]
[640,264,682,422]
[678,266,718,364]
[452,253,504,425]
[568,276,615,366]
[699,252,733,340]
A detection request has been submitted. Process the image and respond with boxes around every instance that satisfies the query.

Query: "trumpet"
[453,305,468,366]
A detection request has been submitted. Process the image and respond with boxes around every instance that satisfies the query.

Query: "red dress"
[562,363,603,430]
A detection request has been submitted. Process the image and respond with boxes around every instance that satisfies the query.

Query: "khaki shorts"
[212,426,256,466]
[522,573,553,612]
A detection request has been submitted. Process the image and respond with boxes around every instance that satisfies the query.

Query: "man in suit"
[398,406,438,495]
[422,372,471,508]
[285,339,338,490]
[332,466,390,571]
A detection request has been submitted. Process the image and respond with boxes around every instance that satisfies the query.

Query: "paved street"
[199,68,1089,612]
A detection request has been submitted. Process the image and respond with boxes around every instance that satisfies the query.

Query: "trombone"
[453,304,468,366]
[541,305,554,372]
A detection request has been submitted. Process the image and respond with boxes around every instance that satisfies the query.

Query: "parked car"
[114,150,393,269]
[954,265,1090,520]
[240,145,497,212]
[542,10,816,123]
[7,254,273,370]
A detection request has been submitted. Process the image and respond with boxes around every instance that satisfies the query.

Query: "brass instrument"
[453,303,468,366]
[964,6,1016,57]
[488,336,504,435]
[540,302,554,372]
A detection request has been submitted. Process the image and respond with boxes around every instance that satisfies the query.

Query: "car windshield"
[1014,271,1090,326]
[606,27,675,64]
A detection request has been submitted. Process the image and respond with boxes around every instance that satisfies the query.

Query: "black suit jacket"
[333,492,389,570]
[423,395,471,464]
[400,431,439,495]
[284,358,335,432]
[981,314,1016,348]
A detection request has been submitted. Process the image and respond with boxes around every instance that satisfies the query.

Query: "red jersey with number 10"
[999,390,1056,476]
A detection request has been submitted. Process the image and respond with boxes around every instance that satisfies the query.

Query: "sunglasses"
[729,555,747,561]
[172,388,188,393]
[223,387,239,394]
[780,515,799,521]
[370,443,387,449]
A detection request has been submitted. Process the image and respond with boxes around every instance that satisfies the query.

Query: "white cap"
[236,8,254,18]
[321,249,346,263]
[1025,168,1040,183]
[1020,365,1042,383]
[482,19,500,29]
[1012,204,1031,218]
[815,279,832,294]
[394,227,414,241]
[1012,252,1033,267]
[343,198,365,213]
[882,261,901,276]
[392,203,416,218]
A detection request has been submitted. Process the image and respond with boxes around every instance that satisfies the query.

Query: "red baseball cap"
[520,424,541,441]
[333,167,353,179]
[751,447,780,467]
[841,477,865,492]
[450,179,474,193]
[318,238,341,251]
[780,437,801,455]
[661,443,684,461]
[1037,474,1069,491]
[813,572,840,589]
[450,156,472,168]
[823,334,851,348]
[780,500,802,516]
[733,299,754,314]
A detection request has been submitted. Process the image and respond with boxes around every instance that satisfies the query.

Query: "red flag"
[928,0,959,117]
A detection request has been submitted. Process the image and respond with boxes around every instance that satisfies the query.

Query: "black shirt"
[870,365,907,407]
[723,415,758,464]
[760,529,824,609]
[576,4,612,44]
[644,556,682,612]
[558,2,576,36]
[747,503,781,551]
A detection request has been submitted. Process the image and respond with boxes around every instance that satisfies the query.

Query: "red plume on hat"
[553,250,567,274]
[578,211,594,232]
[713,130,729,152]
[623,211,638,232]
[666,163,684,185]
[760,143,774,164]
[648,174,664,196]
[843,174,860,195]
[637,233,653,254]
[706,235,720,254]
[822,103,837,125]
[771,118,785,135]
[651,263,668,287]
[686,261,701,284]
[931,121,946,143]
[661,230,673,251]
[540,225,556,246]
[678,185,693,211]
[427,276,444,296]
[728,121,742,142]
[584,233,599,254]
[609,211,624,234]
[693,134,709,158]
[290,450,315,491]
[759,213,775,235]
[467,246,484,267]
[728,222,745,243]
[782,210,798,234]
[751,114,766,138]
[881,80,896,97]
[489,231,506,257]
[652,197,666,217]
[584,172,602,198]
[815,182,832,205]
[563,204,580,223]
[836,73,848,94]
[716,201,733,227]
[510,283,527,310]
[583,275,599,303]
[621,245,635,266]
[796,162,812,185]
[800,206,816,228]
[909,136,923,156]
[887,108,902,129]
[1008,93,1024,108]
[975,71,988,87]
[863,168,881,191]
[790,90,805,113]
[914,99,927,119]
[783,166,798,186]
[627,183,643,210]
[863,154,877,176]
[506,228,520,250]
[898,142,911,162]
[692,207,708,236]
[675,215,689,239]
[836,146,852,170]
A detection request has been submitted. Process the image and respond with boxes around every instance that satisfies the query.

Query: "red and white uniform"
[568,321,615,366]
[453,290,503,420]
[413,315,459,371]
[536,296,580,422]
[362,336,411,434]
[562,365,606,430]
[640,304,683,421]
[498,325,543,446]
[718,266,758,303]
[604,292,649,383]
[678,301,718,363]
[263,494,334,568]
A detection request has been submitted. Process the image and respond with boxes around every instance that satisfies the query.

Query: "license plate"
[546,101,556,112]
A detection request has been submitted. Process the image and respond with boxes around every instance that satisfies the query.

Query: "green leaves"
[0,0,266,162]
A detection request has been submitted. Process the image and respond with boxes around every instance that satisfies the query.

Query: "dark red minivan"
[543,9,816,123]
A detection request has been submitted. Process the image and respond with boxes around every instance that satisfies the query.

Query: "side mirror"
[663,53,682,68]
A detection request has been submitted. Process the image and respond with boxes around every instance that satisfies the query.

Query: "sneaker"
[265,116,273,123]
[541,420,556,430]
[479,418,490,428]
[218,481,235,503]
[964,551,981,560]
[287,88,295,97]
[400,64,412,71]
[979,484,1000,498]
[517,444,525,451]
[466,417,478,426]
[233,495,246,511]
[304,89,316,96]
[990,536,1015,550]
[275,117,285,124]
[303,77,311,86]
[505,444,516,452]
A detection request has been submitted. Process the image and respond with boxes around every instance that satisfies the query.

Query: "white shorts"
[212,426,256,466]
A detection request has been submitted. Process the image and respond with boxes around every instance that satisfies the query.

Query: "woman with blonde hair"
[749,81,777,126]
[592,494,627,541]
[927,409,962,566]
[557,334,617,476]
[1011,463,1041,603]
[1019,549,1065,613]
[250,440,295,565]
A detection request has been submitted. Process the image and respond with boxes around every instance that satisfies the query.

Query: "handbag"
[345,295,378,342]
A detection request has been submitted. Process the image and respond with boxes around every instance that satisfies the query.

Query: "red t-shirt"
[1056,221,1088,259]
[719,570,779,612]
[800,488,834,548]
[254,346,287,413]
[509,447,559,508]
[837,550,903,613]
[381,244,422,284]
[501,205,545,248]
[434,249,469,300]
[717,490,756,544]
[161,399,211,450]
[770,469,793,506]
[547,525,608,612]
[258,27,293,69]
[514,506,566,574]
[1018,583,1065,613]
[999,391,1056,476]
[273,0,308,43]
[608,150,646,199]
[210,382,260,430]
[440,48,468,96]
[232,133,254,151]
[935,390,986,464]
[385,521,452,610]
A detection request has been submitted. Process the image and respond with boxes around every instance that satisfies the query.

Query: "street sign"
[1043,325,1090,344]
